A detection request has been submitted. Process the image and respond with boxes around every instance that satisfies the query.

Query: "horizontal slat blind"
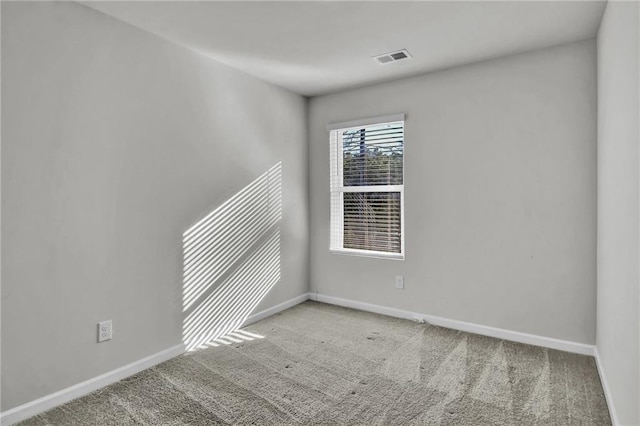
[330,119,404,258]
[342,123,403,186]
[343,192,402,253]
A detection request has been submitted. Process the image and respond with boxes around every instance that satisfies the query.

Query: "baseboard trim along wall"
[243,292,311,327]
[309,293,596,356]
[594,347,620,426]
[2,292,601,425]
[0,292,312,426]
[0,344,185,426]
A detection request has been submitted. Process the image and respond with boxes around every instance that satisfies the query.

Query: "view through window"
[329,117,404,259]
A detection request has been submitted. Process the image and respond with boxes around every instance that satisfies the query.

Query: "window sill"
[330,248,404,261]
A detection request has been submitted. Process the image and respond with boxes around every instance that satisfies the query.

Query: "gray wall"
[596,2,640,424]
[1,2,308,411]
[309,40,597,345]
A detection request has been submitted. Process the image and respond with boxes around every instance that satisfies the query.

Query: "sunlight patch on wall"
[182,163,282,352]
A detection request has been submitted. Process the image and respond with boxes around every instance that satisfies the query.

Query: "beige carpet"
[19,301,611,425]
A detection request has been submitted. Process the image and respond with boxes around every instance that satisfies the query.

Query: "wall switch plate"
[395,275,404,289]
[98,320,112,343]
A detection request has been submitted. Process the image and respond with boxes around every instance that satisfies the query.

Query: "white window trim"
[329,116,405,260]
[327,113,405,131]
[329,247,405,261]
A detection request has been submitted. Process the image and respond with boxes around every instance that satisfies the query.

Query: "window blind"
[329,119,404,259]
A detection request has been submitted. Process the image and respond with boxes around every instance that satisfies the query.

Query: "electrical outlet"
[98,320,112,343]
[395,275,404,289]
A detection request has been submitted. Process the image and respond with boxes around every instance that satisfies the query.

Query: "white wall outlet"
[395,275,404,289]
[98,320,112,343]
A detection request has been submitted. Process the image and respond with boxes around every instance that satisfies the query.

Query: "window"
[329,114,405,260]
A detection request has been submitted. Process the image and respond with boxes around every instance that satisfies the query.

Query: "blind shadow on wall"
[182,163,282,351]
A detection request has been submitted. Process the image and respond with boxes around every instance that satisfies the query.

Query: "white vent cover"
[372,49,412,65]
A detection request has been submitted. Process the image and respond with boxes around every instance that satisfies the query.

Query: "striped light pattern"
[182,163,282,351]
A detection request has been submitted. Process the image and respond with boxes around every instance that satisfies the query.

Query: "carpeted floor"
[19,301,611,425]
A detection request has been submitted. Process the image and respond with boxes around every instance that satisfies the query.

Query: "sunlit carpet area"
[19,301,610,425]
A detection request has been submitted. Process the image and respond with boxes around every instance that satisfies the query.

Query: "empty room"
[1,1,638,425]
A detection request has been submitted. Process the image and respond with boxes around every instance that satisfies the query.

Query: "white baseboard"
[243,292,310,327]
[0,343,185,426]
[2,292,596,425]
[1,292,311,426]
[594,347,620,426]
[310,293,595,356]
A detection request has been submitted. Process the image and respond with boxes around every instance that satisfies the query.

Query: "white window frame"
[328,114,405,261]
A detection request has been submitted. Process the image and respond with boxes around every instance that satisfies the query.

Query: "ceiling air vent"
[372,49,412,65]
